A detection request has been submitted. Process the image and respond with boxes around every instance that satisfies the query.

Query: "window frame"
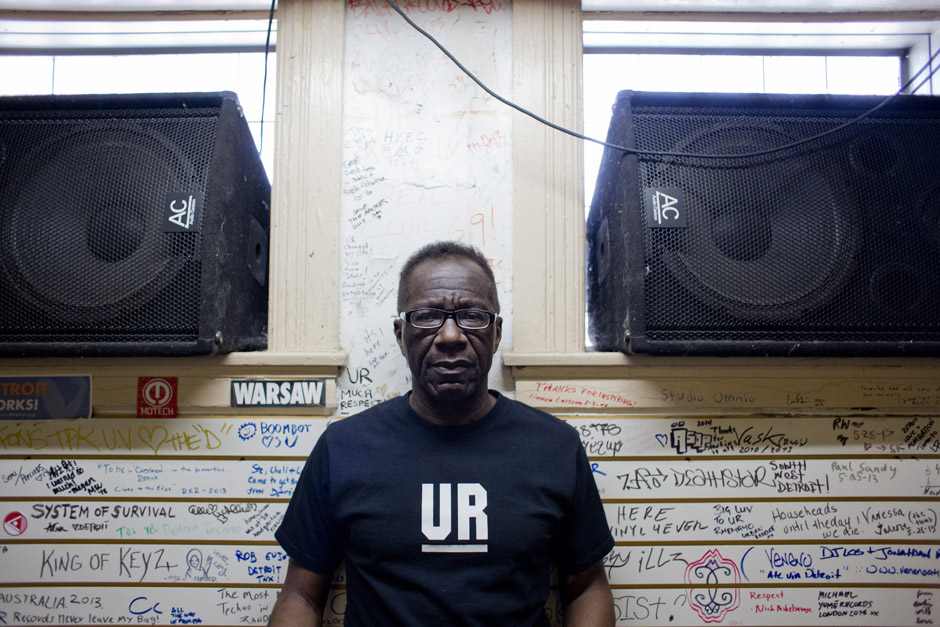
[507,8,940,368]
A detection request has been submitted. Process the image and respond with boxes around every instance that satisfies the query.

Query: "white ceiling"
[1,0,940,13]
[4,1,939,56]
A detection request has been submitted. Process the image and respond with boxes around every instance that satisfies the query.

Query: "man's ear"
[492,316,503,352]
[394,318,405,354]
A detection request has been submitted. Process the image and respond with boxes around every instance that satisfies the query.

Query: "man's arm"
[561,559,615,627]
[267,559,332,627]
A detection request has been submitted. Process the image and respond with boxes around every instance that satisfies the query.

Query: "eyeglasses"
[399,308,497,330]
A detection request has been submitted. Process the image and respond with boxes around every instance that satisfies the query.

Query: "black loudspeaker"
[587,91,940,356]
[0,92,270,356]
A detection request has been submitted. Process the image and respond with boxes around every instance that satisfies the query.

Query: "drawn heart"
[139,425,170,454]
[654,433,669,448]
[261,436,275,448]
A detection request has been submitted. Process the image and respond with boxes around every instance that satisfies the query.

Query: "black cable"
[383,0,940,160]
[259,0,277,154]
[909,52,938,95]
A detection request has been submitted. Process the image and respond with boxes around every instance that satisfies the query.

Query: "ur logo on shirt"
[421,483,488,553]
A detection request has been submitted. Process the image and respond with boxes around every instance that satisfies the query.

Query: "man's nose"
[435,316,467,344]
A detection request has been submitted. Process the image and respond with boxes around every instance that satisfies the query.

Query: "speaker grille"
[0,105,217,344]
[588,92,940,355]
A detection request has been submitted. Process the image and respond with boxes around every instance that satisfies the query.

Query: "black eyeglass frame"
[399,308,498,330]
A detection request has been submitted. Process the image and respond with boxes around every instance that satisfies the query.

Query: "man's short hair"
[397,241,500,313]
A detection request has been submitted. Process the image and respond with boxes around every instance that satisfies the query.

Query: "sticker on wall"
[685,548,742,623]
[137,376,178,418]
[0,375,91,420]
[231,380,326,408]
[3,511,27,536]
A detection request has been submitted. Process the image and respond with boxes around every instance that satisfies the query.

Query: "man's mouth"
[429,359,473,374]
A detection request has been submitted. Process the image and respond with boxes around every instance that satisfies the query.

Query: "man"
[269,241,615,626]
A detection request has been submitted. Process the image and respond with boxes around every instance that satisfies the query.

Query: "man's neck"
[409,390,497,426]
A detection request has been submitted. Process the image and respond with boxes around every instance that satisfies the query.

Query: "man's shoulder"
[499,394,580,438]
[326,395,406,437]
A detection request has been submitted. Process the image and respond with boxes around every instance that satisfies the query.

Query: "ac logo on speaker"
[646,188,686,228]
[164,192,204,232]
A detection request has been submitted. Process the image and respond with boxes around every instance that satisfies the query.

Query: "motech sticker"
[231,380,326,408]
[137,377,178,418]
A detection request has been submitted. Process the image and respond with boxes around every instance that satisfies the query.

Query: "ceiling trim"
[583,45,908,56]
[583,10,940,22]
[0,10,272,21]
[0,0,273,10]
[582,15,938,56]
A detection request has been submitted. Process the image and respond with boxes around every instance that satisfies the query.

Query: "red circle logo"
[3,511,27,536]
[141,378,173,407]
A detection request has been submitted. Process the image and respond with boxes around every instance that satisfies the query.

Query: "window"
[576,17,937,350]
[581,18,927,211]
[0,17,276,175]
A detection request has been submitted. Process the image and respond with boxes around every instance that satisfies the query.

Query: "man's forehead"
[410,290,490,305]
[401,257,495,307]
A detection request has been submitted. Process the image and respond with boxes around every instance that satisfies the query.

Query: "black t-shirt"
[275,392,614,626]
